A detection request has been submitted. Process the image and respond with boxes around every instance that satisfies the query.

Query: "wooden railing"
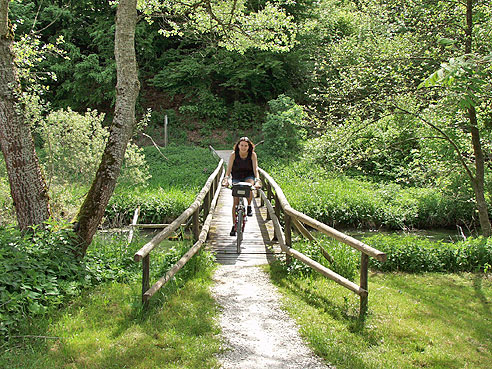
[133,158,224,304]
[258,168,386,316]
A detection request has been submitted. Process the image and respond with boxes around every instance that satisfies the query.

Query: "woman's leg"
[246,178,254,205]
[232,197,239,222]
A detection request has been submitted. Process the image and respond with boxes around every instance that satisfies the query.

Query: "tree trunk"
[0,0,50,230]
[469,108,492,236]
[75,0,140,255]
[465,0,491,236]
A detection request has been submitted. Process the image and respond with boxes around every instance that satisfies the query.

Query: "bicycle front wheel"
[236,208,243,253]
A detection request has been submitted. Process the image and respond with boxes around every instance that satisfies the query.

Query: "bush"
[365,234,492,273]
[0,217,215,341]
[262,95,305,158]
[106,187,193,225]
[37,108,149,186]
[0,220,146,340]
[264,159,474,230]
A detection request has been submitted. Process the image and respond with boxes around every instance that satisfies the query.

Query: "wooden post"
[142,254,150,306]
[127,206,140,244]
[164,114,168,146]
[193,208,200,242]
[272,193,282,241]
[203,191,210,218]
[266,183,272,220]
[274,193,281,222]
[285,214,292,265]
[360,253,369,317]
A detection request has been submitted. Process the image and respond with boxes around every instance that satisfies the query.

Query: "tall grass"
[262,159,474,230]
[107,144,219,225]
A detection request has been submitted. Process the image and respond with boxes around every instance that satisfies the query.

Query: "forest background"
[0,1,492,367]
[2,0,491,237]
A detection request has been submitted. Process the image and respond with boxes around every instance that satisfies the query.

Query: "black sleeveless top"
[232,151,254,180]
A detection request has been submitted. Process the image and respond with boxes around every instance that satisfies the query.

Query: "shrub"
[262,95,305,158]
[365,234,492,273]
[106,187,193,225]
[263,159,474,230]
[0,218,213,341]
[0,222,86,338]
[0,221,145,339]
[37,108,149,186]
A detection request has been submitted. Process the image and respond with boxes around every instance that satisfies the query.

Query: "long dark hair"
[234,136,255,156]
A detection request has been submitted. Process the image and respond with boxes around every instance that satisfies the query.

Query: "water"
[346,227,476,243]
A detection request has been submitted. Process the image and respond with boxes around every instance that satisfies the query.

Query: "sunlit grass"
[266,263,492,369]
[0,270,222,369]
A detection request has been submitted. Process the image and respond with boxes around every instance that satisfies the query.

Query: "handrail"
[258,167,386,316]
[258,189,367,297]
[209,145,226,165]
[134,159,224,262]
[143,170,224,301]
[134,157,224,304]
[259,168,386,262]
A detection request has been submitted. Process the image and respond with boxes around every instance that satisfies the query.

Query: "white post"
[164,114,168,147]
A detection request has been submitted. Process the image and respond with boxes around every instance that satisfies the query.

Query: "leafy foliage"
[366,234,492,273]
[264,158,476,230]
[37,108,150,186]
[262,94,306,157]
[0,221,138,340]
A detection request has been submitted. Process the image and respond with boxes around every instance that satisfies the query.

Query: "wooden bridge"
[133,148,386,315]
[207,150,282,266]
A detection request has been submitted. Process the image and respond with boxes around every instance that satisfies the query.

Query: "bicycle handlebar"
[222,181,261,190]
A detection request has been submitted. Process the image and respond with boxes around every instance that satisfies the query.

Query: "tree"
[0,0,50,230]
[302,0,492,234]
[418,0,492,236]
[74,0,140,254]
[2,0,297,255]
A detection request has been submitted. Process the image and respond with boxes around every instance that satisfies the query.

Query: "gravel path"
[211,265,332,369]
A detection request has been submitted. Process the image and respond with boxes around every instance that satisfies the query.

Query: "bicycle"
[230,182,254,253]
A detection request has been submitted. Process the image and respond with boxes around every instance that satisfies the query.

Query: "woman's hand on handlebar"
[221,176,230,187]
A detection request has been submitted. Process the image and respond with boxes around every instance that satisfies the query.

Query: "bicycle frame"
[231,182,253,253]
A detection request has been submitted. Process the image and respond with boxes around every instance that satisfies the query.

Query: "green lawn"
[0,268,222,369]
[267,264,492,369]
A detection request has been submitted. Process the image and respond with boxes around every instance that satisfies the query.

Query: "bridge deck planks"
[206,187,283,266]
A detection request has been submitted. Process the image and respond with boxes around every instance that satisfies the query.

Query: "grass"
[106,144,219,225]
[0,255,222,369]
[266,262,492,369]
[259,158,475,230]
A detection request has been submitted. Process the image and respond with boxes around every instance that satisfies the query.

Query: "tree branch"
[393,105,475,181]
[142,132,168,160]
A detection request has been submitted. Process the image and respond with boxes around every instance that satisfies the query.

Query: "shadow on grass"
[267,261,378,336]
[1,263,221,369]
[473,274,491,315]
[381,272,492,351]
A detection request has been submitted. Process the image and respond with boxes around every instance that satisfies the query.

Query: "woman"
[221,137,261,236]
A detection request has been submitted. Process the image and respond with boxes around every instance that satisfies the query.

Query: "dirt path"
[211,265,332,369]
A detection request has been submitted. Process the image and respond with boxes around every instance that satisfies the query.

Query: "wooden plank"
[127,206,140,244]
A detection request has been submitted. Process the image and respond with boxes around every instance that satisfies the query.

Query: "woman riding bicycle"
[221,137,261,236]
